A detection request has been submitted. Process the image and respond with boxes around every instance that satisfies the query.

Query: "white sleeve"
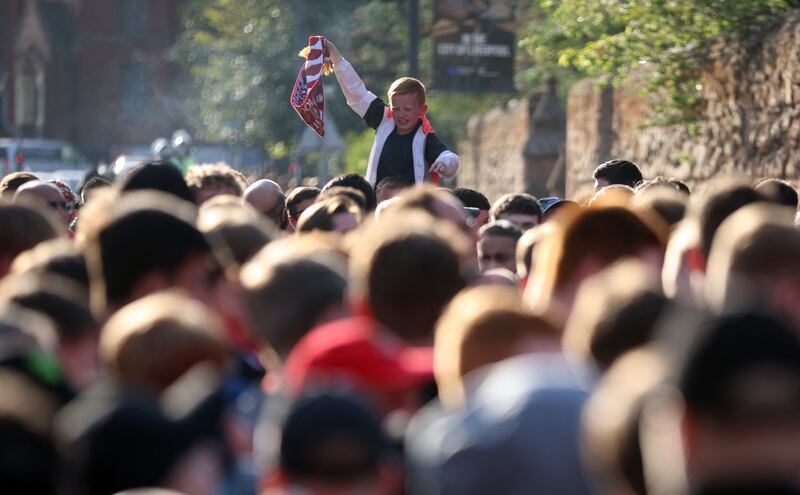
[333,58,378,118]
[434,150,459,178]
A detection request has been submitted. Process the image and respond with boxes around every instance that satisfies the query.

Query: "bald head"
[244,179,287,229]
[14,181,69,225]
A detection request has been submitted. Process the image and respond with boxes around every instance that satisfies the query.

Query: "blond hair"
[388,77,426,105]
[100,290,227,392]
[435,286,558,408]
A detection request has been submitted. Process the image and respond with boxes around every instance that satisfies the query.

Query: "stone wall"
[457,87,565,203]
[566,12,800,196]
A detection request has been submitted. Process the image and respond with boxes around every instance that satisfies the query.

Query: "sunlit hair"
[296,196,362,234]
[388,77,426,105]
[435,285,558,408]
[527,205,668,314]
[184,162,246,196]
[99,290,227,393]
[705,202,800,313]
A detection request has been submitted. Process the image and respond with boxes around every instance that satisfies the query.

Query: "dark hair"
[479,220,523,242]
[0,203,62,261]
[755,178,798,210]
[0,172,39,198]
[318,186,367,212]
[280,392,384,484]
[9,285,97,344]
[286,186,321,220]
[679,312,800,422]
[242,256,347,357]
[633,188,688,228]
[375,176,411,197]
[693,181,765,259]
[116,162,195,204]
[635,176,689,195]
[80,176,112,196]
[297,197,361,234]
[88,193,210,309]
[363,231,466,342]
[322,174,377,212]
[454,187,491,211]
[489,193,542,222]
[593,159,644,188]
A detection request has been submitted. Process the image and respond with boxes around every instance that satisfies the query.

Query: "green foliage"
[343,129,373,175]
[519,0,800,123]
[174,0,514,164]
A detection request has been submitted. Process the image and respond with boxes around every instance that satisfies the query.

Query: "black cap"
[280,392,384,483]
[679,312,800,424]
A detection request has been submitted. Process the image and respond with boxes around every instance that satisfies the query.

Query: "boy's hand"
[430,151,459,178]
[430,159,456,178]
[327,40,343,64]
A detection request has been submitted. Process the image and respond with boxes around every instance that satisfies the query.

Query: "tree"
[174,0,512,171]
[519,0,800,125]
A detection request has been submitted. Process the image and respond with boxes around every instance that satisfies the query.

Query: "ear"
[422,103,428,115]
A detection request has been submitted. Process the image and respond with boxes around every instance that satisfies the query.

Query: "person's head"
[563,260,669,371]
[14,181,71,225]
[593,159,644,190]
[10,238,90,290]
[454,186,490,227]
[515,223,553,286]
[286,186,321,230]
[243,179,288,229]
[374,176,410,204]
[197,198,277,269]
[582,347,669,495]
[0,171,39,199]
[690,179,765,263]
[391,185,471,239]
[0,202,63,279]
[387,77,427,135]
[489,192,542,230]
[297,197,361,235]
[99,290,228,393]
[322,174,377,212]
[477,220,523,274]
[526,206,668,325]
[755,178,798,211]
[80,175,112,205]
[350,215,470,344]
[705,203,800,331]
[185,163,246,205]
[434,285,559,408]
[240,251,348,358]
[589,184,635,207]
[674,312,800,489]
[277,392,390,495]
[318,186,367,214]
[632,186,688,229]
[116,161,195,204]
[84,191,213,315]
[1,273,100,389]
[0,369,61,495]
[539,196,580,222]
[635,175,690,196]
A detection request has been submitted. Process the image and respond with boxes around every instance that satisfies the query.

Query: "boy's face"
[478,234,517,274]
[390,93,427,135]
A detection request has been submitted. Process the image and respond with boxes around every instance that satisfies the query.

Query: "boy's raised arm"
[328,41,378,118]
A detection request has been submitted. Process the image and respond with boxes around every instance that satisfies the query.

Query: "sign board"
[431,0,515,92]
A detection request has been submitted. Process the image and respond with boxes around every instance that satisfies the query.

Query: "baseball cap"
[282,316,433,397]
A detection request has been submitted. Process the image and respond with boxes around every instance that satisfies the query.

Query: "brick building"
[0,0,188,160]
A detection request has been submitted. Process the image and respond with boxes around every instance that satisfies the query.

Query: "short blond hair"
[100,290,228,392]
[435,286,558,407]
[388,77,426,105]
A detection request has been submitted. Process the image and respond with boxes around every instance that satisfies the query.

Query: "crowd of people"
[0,156,798,495]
